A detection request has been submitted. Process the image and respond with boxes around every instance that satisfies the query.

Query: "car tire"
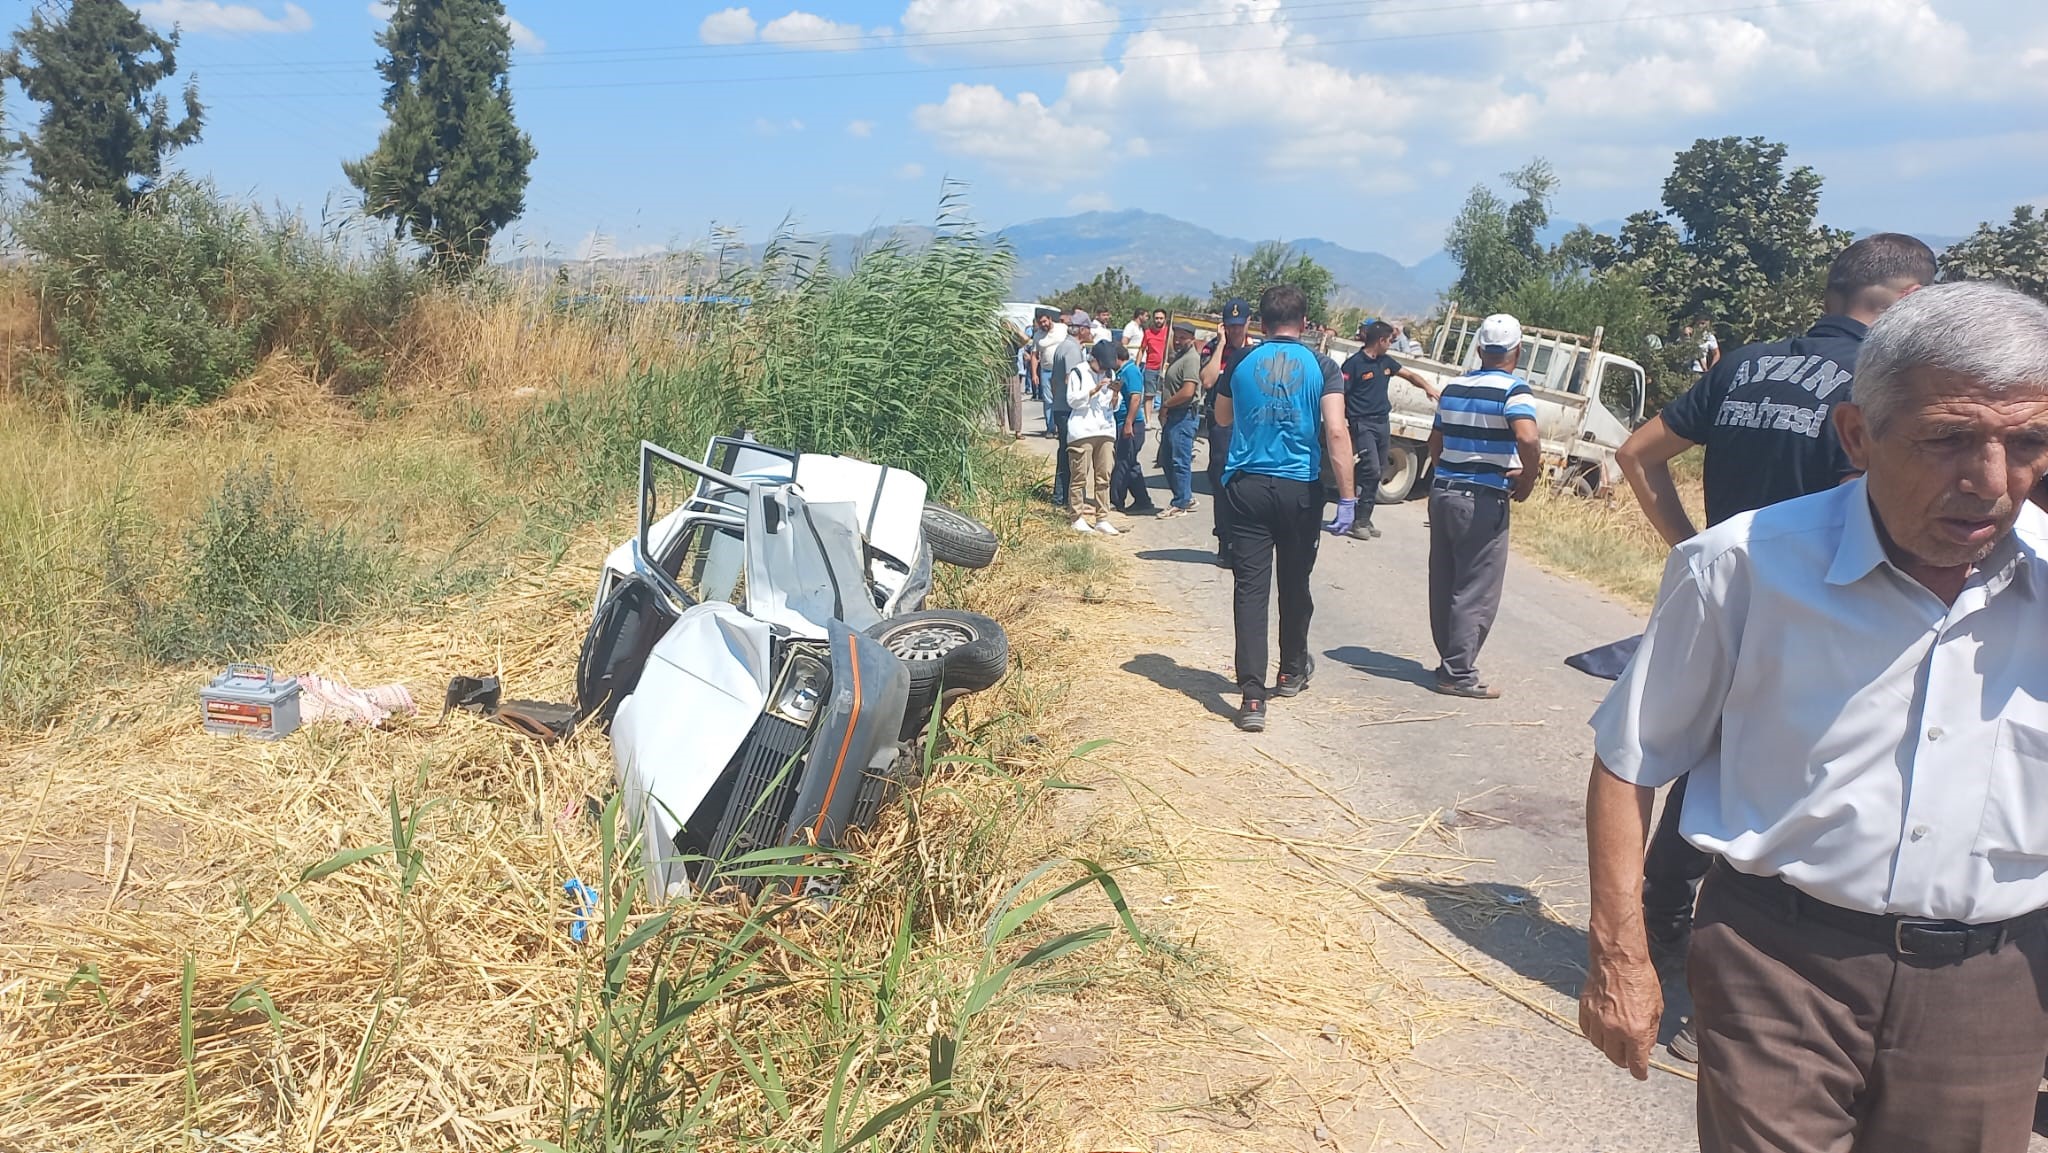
[866,610,1010,737]
[921,503,999,570]
[1378,440,1425,504]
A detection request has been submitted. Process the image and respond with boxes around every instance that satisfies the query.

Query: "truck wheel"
[866,610,1010,737]
[921,504,999,570]
[1565,467,1599,498]
[1378,441,1425,504]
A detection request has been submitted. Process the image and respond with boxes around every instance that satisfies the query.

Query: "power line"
[197,0,1474,73]
[201,0,1848,103]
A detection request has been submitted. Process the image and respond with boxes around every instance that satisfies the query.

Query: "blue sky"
[119,0,2048,264]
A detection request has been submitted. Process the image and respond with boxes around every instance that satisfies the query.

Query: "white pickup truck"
[1184,307,1649,502]
[1329,310,1649,502]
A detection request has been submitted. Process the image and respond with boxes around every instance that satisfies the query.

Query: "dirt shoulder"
[1005,426,1700,1151]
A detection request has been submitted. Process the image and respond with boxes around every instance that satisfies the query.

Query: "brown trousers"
[1690,865,2048,1153]
[1067,437,1113,521]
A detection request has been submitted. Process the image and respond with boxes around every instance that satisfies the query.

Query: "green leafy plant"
[141,465,377,662]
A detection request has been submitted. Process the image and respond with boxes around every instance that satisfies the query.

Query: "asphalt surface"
[1019,400,2048,1149]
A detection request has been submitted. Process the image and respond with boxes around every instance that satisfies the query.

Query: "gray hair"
[1855,281,2048,433]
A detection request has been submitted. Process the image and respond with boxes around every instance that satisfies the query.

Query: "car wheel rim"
[887,622,974,662]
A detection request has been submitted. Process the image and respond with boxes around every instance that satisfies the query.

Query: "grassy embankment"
[1511,452,1705,609]
[0,195,1176,1149]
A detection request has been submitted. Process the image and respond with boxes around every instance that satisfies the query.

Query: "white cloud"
[846,119,875,138]
[752,118,807,135]
[138,0,311,34]
[760,11,869,50]
[896,162,925,181]
[910,0,2045,206]
[368,0,391,18]
[1068,192,1112,212]
[504,15,544,53]
[901,0,1114,61]
[699,7,757,44]
[912,83,1108,184]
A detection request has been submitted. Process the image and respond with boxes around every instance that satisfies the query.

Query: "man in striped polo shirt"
[1426,313,1540,699]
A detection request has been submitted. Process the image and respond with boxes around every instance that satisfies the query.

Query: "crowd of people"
[1015,231,2048,1153]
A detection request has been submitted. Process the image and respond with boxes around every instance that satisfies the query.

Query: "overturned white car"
[574,436,1009,900]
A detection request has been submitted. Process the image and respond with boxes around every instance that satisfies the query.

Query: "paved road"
[1025,407,2048,1150]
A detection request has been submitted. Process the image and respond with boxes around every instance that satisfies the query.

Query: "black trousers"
[1224,473,1324,701]
[1349,418,1390,519]
[1111,425,1157,511]
[1207,421,1234,553]
[1644,773,1713,923]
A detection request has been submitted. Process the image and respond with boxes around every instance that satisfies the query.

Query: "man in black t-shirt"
[1613,232,1938,1028]
[1339,319,1439,539]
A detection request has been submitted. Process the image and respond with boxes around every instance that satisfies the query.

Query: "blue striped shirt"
[1433,368,1538,491]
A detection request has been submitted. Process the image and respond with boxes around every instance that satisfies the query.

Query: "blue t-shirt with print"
[1216,337,1343,486]
[1115,362,1146,427]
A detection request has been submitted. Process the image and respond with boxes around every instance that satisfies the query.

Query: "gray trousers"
[1427,483,1510,686]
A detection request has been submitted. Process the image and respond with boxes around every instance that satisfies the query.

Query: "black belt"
[1430,478,1509,497]
[1710,860,2048,961]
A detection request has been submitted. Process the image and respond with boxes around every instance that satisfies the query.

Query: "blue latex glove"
[1326,498,1358,536]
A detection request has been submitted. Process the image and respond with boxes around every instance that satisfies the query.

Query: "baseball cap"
[1070,310,1094,329]
[1222,298,1251,326]
[1171,320,1197,335]
[1477,313,1523,351]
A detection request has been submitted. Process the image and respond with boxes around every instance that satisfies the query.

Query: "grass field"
[1512,451,1705,609]
[0,225,1186,1148]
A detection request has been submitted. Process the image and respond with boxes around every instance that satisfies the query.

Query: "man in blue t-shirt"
[1211,284,1356,732]
[1425,313,1540,700]
[1109,344,1159,514]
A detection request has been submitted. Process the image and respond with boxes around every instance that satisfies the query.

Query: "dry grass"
[1513,450,1705,609]
[0,486,1140,1149]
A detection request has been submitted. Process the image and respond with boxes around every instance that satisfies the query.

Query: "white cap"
[1477,313,1522,351]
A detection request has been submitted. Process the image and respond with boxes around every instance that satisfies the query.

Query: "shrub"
[17,179,425,406]
[142,466,377,662]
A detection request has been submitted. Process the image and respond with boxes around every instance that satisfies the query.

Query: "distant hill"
[998,210,1447,315]
[514,209,1455,317]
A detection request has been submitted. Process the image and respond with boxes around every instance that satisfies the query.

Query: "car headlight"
[771,653,829,725]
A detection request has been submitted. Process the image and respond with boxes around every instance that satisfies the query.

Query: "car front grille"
[705,713,814,870]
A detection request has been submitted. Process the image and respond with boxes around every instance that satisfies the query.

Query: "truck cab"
[1330,309,1648,502]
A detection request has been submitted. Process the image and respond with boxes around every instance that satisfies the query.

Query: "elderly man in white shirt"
[1579,281,2048,1153]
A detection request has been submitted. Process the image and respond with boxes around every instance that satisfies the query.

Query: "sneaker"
[1272,657,1315,698]
[1156,506,1188,519]
[1071,518,1096,534]
[1365,522,1382,539]
[1213,551,1234,569]
[1432,679,1501,700]
[1346,523,1375,541]
[1095,521,1122,536]
[1235,697,1267,732]
[1668,1020,1699,1064]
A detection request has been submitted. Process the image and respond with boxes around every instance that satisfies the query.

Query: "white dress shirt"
[1592,479,2048,922]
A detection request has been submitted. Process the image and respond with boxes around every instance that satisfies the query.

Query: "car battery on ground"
[200,664,302,740]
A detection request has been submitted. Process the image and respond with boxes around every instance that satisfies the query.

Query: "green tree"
[1941,205,2048,301]
[2,0,202,202]
[1207,241,1335,324]
[1619,137,1845,344]
[346,0,536,273]
[1051,266,1159,321]
[1444,159,1555,313]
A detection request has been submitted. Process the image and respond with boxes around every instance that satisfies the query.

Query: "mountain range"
[526,210,1972,319]
[528,209,1456,316]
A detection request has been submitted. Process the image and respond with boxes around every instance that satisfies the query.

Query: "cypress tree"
[346,0,536,274]
[2,0,204,203]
